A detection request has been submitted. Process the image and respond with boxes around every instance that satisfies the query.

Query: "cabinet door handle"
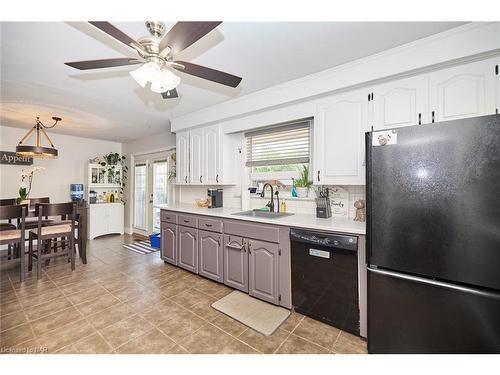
[183,219,189,223]
[432,111,435,123]
[185,176,188,183]
[418,113,422,125]
[200,175,203,183]
[216,174,219,183]
[248,242,252,254]
[225,242,244,251]
[317,170,321,182]
[205,224,212,227]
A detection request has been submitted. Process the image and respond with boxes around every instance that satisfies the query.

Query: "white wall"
[122,129,176,233]
[0,126,121,202]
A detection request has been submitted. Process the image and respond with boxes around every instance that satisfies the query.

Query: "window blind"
[245,119,311,167]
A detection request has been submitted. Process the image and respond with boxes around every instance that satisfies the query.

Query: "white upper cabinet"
[175,125,227,185]
[203,124,222,184]
[176,130,189,184]
[429,58,497,123]
[372,75,429,130]
[189,128,204,184]
[314,88,368,185]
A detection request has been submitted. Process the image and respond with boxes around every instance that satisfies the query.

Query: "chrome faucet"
[260,183,275,212]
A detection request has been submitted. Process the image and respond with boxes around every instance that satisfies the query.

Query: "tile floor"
[0,234,367,354]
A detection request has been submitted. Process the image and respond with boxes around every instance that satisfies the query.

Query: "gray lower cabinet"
[223,235,248,292]
[161,209,292,308]
[178,225,198,273]
[161,222,177,265]
[198,230,223,283]
[248,239,280,304]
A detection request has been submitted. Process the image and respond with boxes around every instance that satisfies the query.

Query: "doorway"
[132,150,174,236]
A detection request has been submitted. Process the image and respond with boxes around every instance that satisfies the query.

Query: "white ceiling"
[0,21,466,142]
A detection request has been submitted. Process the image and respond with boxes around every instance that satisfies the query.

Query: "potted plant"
[294,165,312,198]
[18,166,45,204]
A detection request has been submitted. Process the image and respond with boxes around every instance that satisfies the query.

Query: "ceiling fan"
[65,21,242,99]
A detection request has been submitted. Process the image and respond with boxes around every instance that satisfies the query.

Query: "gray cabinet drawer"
[178,214,198,228]
[161,210,177,224]
[198,217,223,232]
[223,219,280,243]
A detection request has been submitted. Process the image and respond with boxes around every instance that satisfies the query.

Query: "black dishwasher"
[290,228,359,335]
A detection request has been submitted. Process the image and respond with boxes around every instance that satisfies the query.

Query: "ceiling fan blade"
[173,61,242,88]
[65,58,143,70]
[161,88,179,99]
[89,21,145,53]
[159,22,222,55]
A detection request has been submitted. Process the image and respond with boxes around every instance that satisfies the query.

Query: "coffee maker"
[207,188,223,208]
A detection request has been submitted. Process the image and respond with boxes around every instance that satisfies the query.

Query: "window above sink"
[245,119,312,185]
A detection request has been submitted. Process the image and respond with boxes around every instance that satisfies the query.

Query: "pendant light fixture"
[16,116,62,159]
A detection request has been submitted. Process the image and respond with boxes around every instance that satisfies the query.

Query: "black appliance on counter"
[207,188,223,208]
[290,228,359,335]
[366,114,500,353]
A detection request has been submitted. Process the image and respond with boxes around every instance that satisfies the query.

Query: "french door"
[133,151,173,235]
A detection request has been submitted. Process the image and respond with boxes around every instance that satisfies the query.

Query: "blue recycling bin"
[149,233,161,249]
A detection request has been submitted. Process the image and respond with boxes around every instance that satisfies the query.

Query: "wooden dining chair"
[0,205,26,282]
[24,197,53,229]
[0,198,17,206]
[29,202,77,280]
[53,200,86,263]
[0,198,18,231]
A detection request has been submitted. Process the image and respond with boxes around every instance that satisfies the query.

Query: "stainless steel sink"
[232,210,294,219]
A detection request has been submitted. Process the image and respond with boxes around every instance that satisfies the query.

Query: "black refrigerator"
[366,114,500,354]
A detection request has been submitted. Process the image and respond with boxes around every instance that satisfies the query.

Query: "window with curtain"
[245,119,312,182]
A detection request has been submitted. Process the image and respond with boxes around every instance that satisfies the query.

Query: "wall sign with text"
[330,186,349,218]
[0,151,33,166]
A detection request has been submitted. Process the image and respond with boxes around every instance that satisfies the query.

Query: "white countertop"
[158,203,366,235]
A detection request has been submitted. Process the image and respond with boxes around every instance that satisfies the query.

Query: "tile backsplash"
[249,185,365,219]
[178,184,365,219]
[178,185,242,209]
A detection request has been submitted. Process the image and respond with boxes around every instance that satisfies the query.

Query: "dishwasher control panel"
[290,228,358,252]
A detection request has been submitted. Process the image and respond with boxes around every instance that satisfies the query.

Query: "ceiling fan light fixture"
[129,61,160,88]
[150,68,181,93]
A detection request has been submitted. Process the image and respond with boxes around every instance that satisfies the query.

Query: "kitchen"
[0,5,499,373]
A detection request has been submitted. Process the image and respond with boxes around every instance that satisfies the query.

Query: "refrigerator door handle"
[368,267,500,300]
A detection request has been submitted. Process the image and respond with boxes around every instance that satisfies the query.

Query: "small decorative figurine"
[354,199,366,222]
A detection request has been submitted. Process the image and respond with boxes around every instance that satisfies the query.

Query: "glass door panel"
[133,163,147,230]
[152,159,168,231]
